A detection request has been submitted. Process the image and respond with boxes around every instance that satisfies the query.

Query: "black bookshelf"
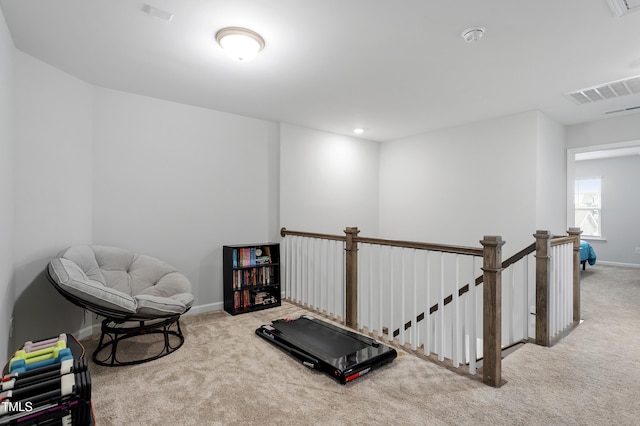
[223,243,281,315]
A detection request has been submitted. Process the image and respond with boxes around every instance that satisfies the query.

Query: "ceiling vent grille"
[566,75,640,104]
[605,105,640,114]
[607,0,640,17]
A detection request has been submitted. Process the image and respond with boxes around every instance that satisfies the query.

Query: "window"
[574,178,601,237]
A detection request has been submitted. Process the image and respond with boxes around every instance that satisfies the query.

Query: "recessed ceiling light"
[216,27,265,62]
[353,128,364,134]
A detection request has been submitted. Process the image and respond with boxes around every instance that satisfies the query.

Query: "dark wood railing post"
[567,227,582,323]
[534,230,551,346]
[480,235,505,387]
[344,227,360,329]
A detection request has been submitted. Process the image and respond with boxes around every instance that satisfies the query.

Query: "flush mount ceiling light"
[353,128,364,134]
[461,26,485,43]
[216,27,265,62]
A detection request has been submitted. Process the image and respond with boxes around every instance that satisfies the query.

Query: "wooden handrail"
[356,236,483,256]
[550,236,574,246]
[280,227,345,242]
[281,227,484,256]
[502,242,536,270]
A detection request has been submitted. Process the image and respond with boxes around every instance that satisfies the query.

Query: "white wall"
[575,156,640,266]
[566,114,640,149]
[92,88,279,311]
[0,7,15,362]
[279,123,380,236]
[566,114,640,265]
[379,111,540,255]
[536,112,566,234]
[12,52,93,346]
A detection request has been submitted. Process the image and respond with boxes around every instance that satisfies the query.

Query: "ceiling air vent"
[606,0,640,17]
[566,75,640,104]
[605,105,640,114]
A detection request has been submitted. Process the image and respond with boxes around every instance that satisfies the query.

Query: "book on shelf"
[233,289,253,311]
[232,247,273,268]
[232,266,276,289]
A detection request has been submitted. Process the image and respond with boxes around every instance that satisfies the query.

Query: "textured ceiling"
[2,0,640,141]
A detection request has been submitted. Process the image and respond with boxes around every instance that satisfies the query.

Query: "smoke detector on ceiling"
[461,27,485,43]
[606,0,640,17]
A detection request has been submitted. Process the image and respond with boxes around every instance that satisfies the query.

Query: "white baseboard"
[184,301,224,316]
[72,302,224,340]
[596,260,640,269]
[76,323,101,340]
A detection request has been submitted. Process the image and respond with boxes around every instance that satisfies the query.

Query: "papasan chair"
[46,245,194,366]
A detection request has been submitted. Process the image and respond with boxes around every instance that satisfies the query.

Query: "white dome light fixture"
[216,27,265,62]
[461,26,485,43]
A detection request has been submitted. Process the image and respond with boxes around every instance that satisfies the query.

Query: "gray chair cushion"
[48,245,194,319]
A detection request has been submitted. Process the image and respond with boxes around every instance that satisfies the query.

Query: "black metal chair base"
[93,315,185,367]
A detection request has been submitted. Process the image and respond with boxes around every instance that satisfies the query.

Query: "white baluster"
[424,251,431,357]
[568,243,573,328]
[558,244,567,332]
[322,239,327,313]
[287,236,292,300]
[468,256,477,375]
[551,245,557,337]
[567,243,573,327]
[412,249,418,351]
[522,254,529,340]
[359,243,368,330]
[389,247,394,343]
[340,241,346,320]
[452,254,460,368]
[508,264,515,344]
[399,248,406,346]
[333,239,340,319]
[327,240,336,318]
[378,245,384,338]
[282,236,288,299]
[438,253,445,362]
[294,236,301,304]
[308,237,314,310]
[369,244,376,333]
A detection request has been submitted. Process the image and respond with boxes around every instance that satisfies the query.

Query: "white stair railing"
[549,240,574,338]
[282,234,345,320]
[534,228,582,346]
[280,227,581,386]
[357,244,483,372]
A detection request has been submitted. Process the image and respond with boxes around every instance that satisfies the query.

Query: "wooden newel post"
[534,230,551,346]
[480,235,505,387]
[344,227,360,329]
[567,227,582,323]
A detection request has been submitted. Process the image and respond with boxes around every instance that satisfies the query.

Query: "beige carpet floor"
[84,264,640,425]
